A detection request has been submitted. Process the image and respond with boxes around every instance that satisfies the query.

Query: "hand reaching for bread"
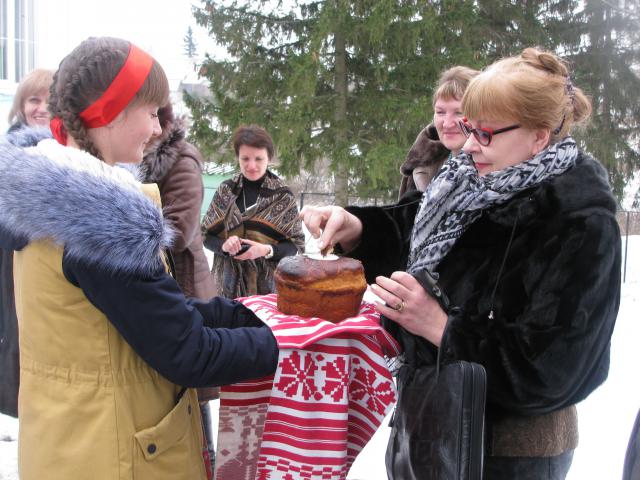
[299,206,363,254]
[302,223,335,258]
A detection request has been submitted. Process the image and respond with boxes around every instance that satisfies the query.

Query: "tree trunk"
[333,26,349,207]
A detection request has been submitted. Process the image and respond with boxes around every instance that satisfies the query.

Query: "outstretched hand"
[299,205,363,253]
[371,271,448,346]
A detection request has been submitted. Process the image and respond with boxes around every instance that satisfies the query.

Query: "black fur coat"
[346,151,621,418]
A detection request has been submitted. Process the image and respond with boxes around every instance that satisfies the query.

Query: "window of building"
[14,0,35,80]
[0,0,35,83]
[1,0,7,80]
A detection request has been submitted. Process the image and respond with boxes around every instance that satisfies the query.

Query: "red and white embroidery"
[215,294,401,480]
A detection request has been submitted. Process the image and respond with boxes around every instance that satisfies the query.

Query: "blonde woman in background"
[7,68,54,132]
[399,66,479,197]
[1,68,54,419]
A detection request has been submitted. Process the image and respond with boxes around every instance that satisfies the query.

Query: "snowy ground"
[1,237,638,479]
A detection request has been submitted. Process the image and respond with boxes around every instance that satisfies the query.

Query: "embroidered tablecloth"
[214,293,401,480]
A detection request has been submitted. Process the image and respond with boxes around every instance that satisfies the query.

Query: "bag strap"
[411,269,450,312]
[410,269,451,379]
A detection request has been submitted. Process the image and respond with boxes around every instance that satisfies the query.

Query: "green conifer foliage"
[189,0,483,203]
[564,0,640,200]
[188,0,639,204]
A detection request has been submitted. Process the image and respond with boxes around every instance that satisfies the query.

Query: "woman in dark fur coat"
[301,48,621,479]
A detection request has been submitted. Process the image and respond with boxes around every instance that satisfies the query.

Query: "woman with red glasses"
[300,47,620,479]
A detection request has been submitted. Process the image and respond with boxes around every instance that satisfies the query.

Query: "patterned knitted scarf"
[407,137,579,274]
[202,171,304,298]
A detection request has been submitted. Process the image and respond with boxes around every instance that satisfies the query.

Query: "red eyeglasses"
[458,118,520,146]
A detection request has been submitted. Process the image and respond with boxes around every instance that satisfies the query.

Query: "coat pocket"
[133,389,205,480]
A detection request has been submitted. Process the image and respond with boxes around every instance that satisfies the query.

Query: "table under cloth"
[214,293,401,480]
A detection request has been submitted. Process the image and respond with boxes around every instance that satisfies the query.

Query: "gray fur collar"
[0,135,174,276]
[140,115,190,183]
[5,125,52,147]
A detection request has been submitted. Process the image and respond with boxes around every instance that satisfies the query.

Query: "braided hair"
[48,37,169,160]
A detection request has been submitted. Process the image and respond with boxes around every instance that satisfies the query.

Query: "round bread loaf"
[275,255,367,322]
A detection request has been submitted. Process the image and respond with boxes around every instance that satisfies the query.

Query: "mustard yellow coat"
[2,139,278,480]
[14,239,207,480]
[1,138,276,480]
[11,176,207,480]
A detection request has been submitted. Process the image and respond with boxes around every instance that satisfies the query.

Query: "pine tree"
[188,0,639,204]
[563,0,640,201]
[183,26,198,59]
[190,0,483,204]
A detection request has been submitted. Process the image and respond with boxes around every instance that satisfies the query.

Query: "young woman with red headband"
[0,37,278,480]
[300,48,621,479]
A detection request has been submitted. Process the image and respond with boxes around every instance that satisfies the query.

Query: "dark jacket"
[347,151,621,456]
[0,247,18,417]
[624,409,640,480]
[7,122,26,134]
[140,114,215,301]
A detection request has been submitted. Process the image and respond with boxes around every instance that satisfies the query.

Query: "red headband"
[79,43,154,129]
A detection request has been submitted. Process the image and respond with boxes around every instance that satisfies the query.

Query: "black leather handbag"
[385,270,487,480]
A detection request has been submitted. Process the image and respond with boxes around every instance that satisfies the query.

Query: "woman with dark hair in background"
[202,124,304,299]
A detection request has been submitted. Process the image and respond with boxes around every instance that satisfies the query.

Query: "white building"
[0,0,214,132]
[0,0,39,131]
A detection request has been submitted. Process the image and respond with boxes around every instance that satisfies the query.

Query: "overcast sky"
[36,0,220,89]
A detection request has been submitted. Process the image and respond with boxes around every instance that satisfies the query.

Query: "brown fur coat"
[140,113,215,301]
[398,123,449,198]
